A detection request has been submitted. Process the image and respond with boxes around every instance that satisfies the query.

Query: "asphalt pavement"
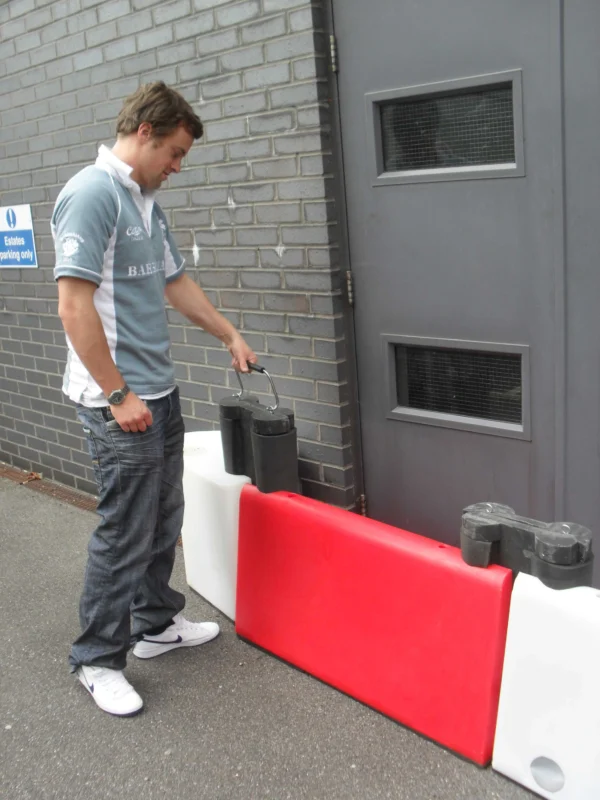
[0,475,536,800]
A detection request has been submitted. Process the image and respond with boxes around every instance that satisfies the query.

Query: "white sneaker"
[132,613,220,659]
[76,665,143,717]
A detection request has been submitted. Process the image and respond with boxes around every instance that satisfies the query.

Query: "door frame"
[322,0,367,514]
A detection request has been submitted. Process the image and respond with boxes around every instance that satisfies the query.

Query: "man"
[52,82,256,717]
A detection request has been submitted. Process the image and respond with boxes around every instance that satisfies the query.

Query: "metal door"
[332,0,565,541]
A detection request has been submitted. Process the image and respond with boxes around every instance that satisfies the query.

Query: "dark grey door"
[333,0,565,542]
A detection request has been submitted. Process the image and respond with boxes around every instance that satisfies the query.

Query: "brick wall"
[0,0,356,507]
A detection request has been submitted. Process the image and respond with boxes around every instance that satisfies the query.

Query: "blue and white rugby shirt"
[52,145,185,407]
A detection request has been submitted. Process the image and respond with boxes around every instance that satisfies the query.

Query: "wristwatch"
[107,384,130,405]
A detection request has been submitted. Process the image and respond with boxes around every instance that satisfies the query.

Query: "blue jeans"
[70,388,186,672]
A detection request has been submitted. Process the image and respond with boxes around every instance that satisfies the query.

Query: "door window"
[380,83,515,172]
[366,70,524,185]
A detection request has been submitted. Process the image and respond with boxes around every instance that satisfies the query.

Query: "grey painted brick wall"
[0,0,356,507]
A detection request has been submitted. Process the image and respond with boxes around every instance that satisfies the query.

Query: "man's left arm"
[165,273,256,372]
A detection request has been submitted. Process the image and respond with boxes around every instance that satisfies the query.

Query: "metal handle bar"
[235,363,279,413]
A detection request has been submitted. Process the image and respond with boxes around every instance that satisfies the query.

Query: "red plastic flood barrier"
[236,487,512,765]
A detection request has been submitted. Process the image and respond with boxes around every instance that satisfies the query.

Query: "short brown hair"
[116,81,204,140]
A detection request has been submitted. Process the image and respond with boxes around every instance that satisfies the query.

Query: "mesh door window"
[366,71,524,185]
[380,83,515,172]
[395,345,522,425]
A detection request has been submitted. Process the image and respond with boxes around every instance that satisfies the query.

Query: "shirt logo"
[126,225,145,241]
[62,238,80,257]
[127,261,165,277]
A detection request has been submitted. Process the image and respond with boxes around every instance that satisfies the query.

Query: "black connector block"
[461,502,594,589]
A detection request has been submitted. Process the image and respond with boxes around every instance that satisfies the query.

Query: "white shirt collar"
[96,144,134,182]
[96,144,157,226]
[95,144,157,199]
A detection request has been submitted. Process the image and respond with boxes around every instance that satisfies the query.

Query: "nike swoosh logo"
[142,635,183,645]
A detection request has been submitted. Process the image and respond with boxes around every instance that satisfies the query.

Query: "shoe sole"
[77,671,144,717]
[132,628,220,659]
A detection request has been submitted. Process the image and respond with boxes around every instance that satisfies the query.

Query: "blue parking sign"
[0,204,38,268]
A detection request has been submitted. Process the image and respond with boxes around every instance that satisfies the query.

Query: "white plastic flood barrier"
[493,571,600,799]
[181,431,250,621]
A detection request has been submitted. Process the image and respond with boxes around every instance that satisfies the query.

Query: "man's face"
[138,123,194,191]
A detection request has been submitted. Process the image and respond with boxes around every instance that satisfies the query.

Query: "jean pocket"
[106,419,123,432]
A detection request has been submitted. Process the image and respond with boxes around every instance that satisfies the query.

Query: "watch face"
[109,388,125,404]
[108,384,129,405]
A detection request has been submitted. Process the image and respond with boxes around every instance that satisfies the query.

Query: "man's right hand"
[110,392,153,432]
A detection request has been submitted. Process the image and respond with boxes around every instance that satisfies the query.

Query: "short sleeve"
[155,204,185,284]
[52,175,119,286]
